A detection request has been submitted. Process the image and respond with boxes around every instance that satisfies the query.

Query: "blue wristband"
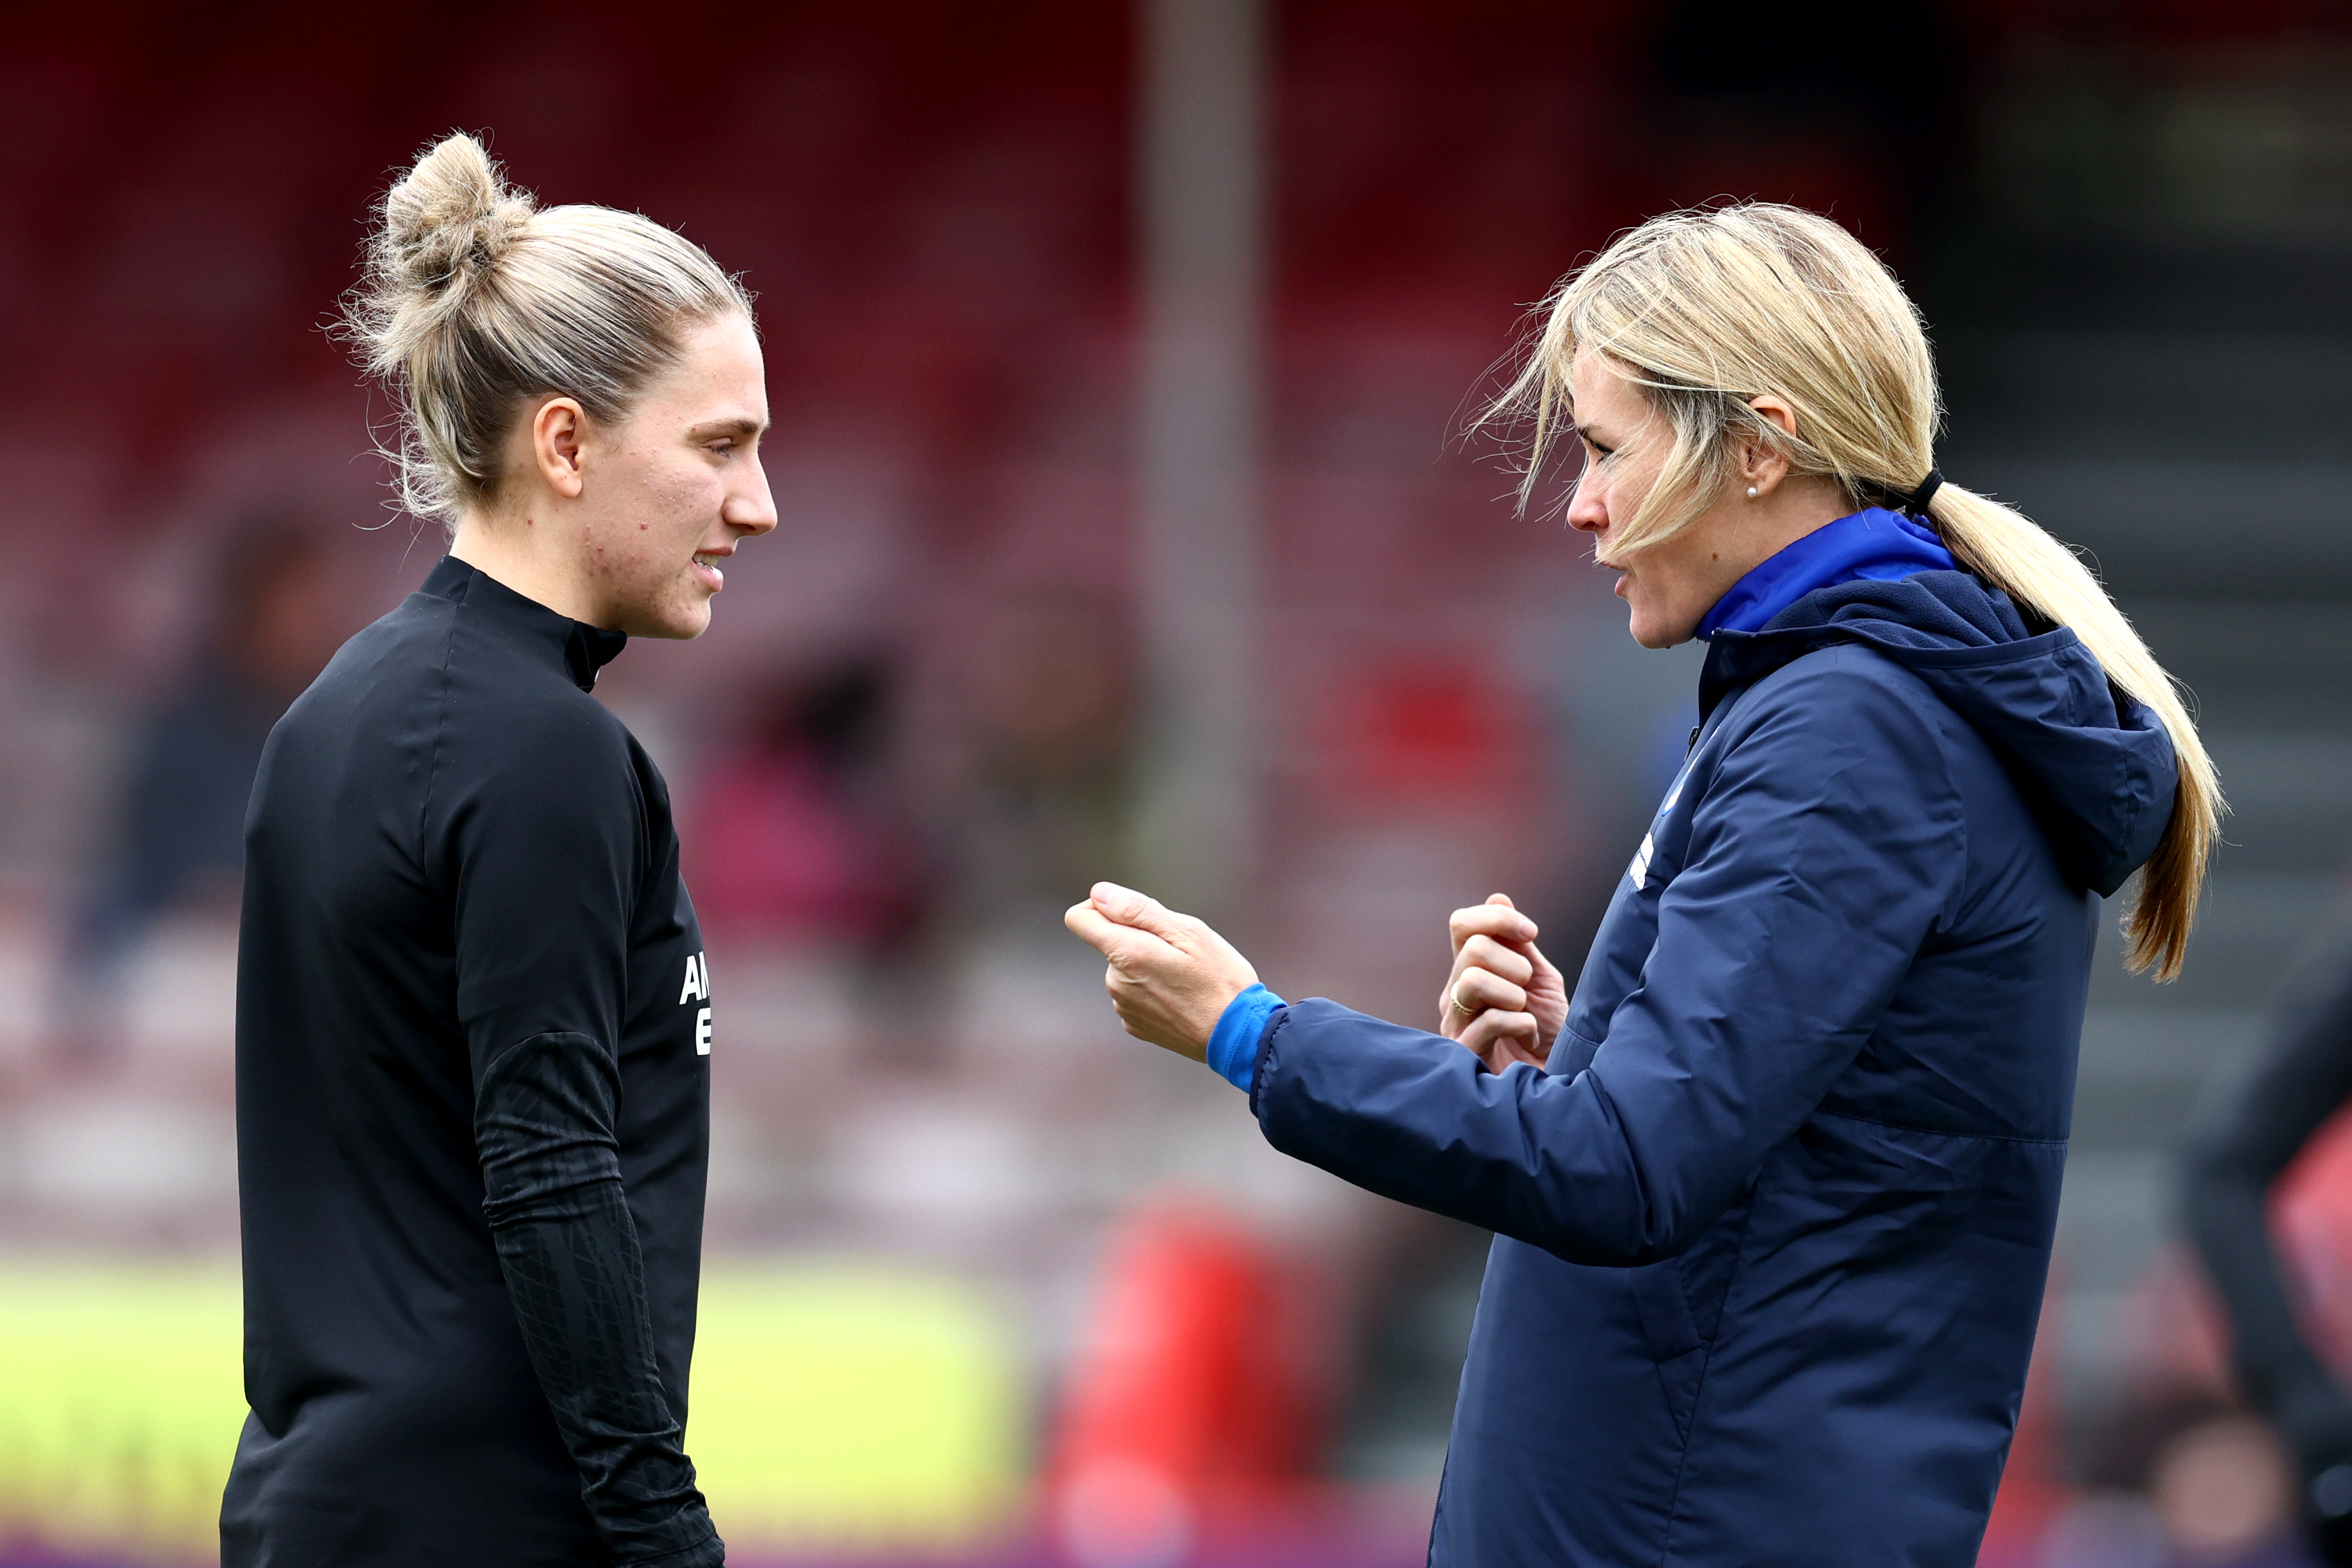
[1205,983,1286,1093]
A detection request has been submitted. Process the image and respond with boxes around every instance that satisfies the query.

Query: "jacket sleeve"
[1253,658,1966,1265]
[2180,923,2352,1472]
[446,713,722,1568]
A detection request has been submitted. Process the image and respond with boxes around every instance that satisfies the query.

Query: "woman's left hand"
[1442,894,1568,1072]
[1063,882,1258,1060]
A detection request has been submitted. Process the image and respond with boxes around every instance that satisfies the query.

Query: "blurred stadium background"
[1,1,2349,1564]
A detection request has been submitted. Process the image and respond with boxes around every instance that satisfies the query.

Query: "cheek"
[624,462,717,552]
[1649,546,1716,609]
[658,456,716,513]
[1613,464,1659,516]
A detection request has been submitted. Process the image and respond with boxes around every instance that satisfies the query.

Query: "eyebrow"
[688,417,767,441]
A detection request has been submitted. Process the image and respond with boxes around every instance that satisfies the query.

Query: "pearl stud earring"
[1746,485,1759,498]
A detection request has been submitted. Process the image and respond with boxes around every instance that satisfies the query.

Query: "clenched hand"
[1442,893,1567,1072]
[1063,882,1258,1059]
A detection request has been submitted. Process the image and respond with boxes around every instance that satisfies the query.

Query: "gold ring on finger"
[1451,990,1478,1018]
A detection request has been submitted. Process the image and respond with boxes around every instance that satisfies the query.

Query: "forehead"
[648,313,766,414]
[1565,348,1644,426]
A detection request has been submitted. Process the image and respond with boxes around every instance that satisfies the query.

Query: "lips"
[691,546,732,593]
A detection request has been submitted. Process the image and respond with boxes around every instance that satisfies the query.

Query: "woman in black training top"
[222,134,774,1568]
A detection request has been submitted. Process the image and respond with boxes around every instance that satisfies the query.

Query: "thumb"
[1065,901,1132,959]
[1486,892,1516,910]
[1091,882,1190,941]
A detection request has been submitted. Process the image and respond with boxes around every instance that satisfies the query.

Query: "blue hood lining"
[1696,507,1956,642]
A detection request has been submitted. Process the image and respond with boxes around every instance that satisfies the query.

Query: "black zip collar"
[421,555,629,693]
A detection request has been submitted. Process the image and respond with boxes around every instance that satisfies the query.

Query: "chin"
[1625,598,1700,650]
[623,599,713,641]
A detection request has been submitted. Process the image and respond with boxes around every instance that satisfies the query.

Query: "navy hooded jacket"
[1248,568,2177,1566]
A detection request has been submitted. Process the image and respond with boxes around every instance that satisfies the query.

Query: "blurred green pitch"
[0,1259,1024,1562]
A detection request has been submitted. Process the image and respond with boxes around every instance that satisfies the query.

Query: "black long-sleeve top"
[2182,919,2352,1477]
[222,556,721,1567]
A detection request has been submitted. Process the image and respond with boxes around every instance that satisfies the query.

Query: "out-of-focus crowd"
[4,1,2352,1564]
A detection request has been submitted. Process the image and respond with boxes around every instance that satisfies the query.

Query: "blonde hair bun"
[343,130,748,527]
[379,133,534,298]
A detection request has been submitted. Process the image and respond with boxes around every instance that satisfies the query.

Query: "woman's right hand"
[1441,894,1567,1072]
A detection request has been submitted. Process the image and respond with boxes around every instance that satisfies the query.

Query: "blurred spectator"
[953,591,1133,919]
[2154,1416,2307,1568]
[2184,919,2352,1562]
[2040,1394,2313,1568]
[684,655,931,956]
[51,512,343,1067]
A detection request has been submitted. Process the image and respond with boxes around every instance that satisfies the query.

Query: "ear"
[531,397,589,500]
[1741,394,1798,496]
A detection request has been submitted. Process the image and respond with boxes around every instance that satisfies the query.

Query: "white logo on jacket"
[1628,775,1687,891]
[679,950,712,1054]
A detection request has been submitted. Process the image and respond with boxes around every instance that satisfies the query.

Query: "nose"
[724,461,779,538]
[1565,480,1608,537]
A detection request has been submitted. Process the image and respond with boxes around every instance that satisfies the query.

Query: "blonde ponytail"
[1926,484,2219,978]
[1493,204,2220,980]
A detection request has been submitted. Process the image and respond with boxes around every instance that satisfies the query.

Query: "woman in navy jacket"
[1067,204,2220,1567]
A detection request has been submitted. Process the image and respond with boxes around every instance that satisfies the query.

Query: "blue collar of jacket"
[1696,507,1955,642]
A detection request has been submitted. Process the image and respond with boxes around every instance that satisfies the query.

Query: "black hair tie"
[1904,469,1944,514]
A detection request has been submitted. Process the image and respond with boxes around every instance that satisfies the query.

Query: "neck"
[1721,480,1851,579]
[449,510,611,628]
